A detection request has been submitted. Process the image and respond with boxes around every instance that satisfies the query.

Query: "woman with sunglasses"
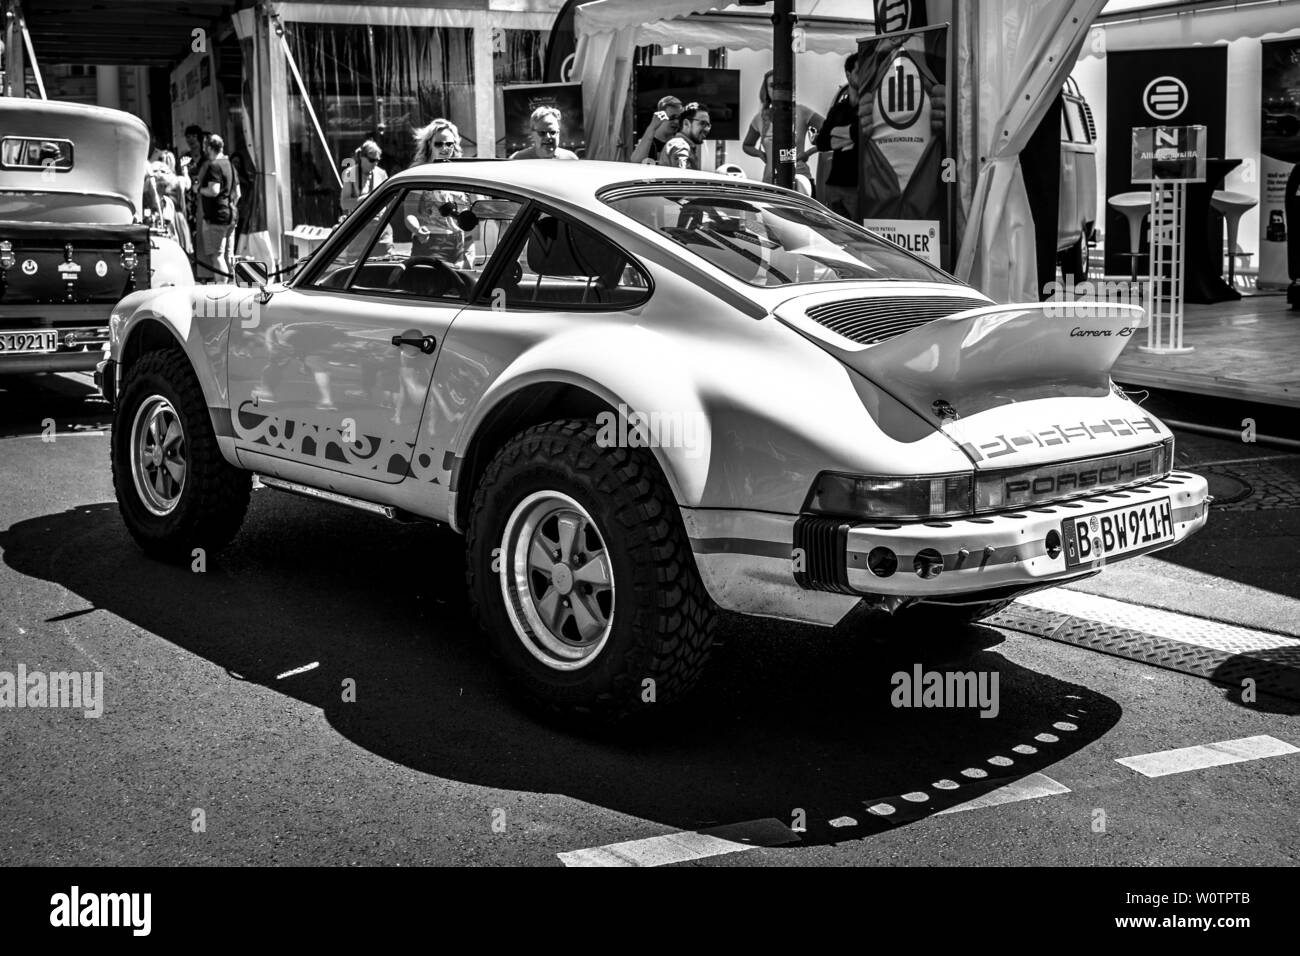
[405,119,474,268]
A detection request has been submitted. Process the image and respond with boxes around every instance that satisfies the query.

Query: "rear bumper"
[0,347,104,375]
[682,471,1210,627]
[837,472,1209,597]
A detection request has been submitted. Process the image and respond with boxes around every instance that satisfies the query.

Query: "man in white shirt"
[509,107,579,160]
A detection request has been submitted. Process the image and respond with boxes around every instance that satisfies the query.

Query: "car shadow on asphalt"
[0,497,1122,849]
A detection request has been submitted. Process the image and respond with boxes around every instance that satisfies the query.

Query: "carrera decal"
[233,400,442,483]
[959,416,1162,463]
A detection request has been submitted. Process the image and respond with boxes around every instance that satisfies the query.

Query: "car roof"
[388,159,788,205]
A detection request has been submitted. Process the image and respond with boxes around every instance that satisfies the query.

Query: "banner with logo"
[873,0,927,34]
[1104,48,1226,275]
[855,24,953,270]
[1259,38,1300,290]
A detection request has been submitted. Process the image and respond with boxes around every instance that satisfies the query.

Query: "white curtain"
[955,0,1106,302]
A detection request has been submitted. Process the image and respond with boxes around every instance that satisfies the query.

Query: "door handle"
[391,334,437,354]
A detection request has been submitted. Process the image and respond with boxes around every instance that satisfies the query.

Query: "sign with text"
[1104,48,1225,274]
[1259,37,1300,289]
[855,24,953,271]
[862,218,942,266]
[1131,126,1206,183]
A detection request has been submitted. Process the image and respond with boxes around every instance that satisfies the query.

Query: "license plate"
[1062,496,1174,567]
[0,330,59,354]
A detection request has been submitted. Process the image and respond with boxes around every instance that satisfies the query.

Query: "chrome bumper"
[682,471,1210,627]
[841,471,1209,596]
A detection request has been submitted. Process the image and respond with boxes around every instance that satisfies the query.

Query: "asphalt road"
[1,373,1298,866]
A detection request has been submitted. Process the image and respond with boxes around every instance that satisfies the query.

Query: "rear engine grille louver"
[804,295,990,346]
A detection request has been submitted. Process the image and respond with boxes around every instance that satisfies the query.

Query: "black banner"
[1104,48,1226,275]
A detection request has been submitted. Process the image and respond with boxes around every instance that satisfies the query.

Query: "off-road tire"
[465,419,715,721]
[111,346,250,562]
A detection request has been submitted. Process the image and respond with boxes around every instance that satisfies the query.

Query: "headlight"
[807,472,973,520]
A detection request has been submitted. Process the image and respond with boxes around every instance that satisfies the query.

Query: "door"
[227,187,467,484]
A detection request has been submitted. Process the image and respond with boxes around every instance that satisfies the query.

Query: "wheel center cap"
[551,563,574,595]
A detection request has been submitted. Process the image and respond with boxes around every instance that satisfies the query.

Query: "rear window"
[603,189,952,287]
[1,136,73,170]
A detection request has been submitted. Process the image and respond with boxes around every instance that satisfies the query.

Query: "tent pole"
[771,0,795,190]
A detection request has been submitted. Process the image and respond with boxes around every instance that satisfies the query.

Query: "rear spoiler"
[836,302,1145,419]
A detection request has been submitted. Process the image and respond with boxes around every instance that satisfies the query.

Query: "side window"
[503,211,650,309]
[310,187,525,303]
[309,192,401,291]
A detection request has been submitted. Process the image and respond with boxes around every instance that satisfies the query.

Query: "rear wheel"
[111,347,250,561]
[465,419,715,721]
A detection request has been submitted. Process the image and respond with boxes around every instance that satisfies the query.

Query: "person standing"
[198,134,239,284]
[743,69,825,187]
[509,107,579,160]
[340,139,388,215]
[814,53,861,221]
[630,96,683,165]
[405,119,473,268]
[183,125,207,273]
[657,103,711,171]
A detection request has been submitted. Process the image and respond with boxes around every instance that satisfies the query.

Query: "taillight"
[0,241,13,270]
[121,242,138,272]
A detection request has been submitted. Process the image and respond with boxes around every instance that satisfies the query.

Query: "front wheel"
[465,419,715,721]
[111,347,250,561]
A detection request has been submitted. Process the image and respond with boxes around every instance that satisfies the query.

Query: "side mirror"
[232,258,269,287]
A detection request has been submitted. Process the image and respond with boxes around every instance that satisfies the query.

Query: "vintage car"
[1057,77,1097,283]
[97,160,1209,720]
[0,98,191,375]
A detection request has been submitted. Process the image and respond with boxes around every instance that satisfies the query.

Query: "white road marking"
[935,772,1071,814]
[1,430,107,441]
[275,661,320,680]
[1115,735,1299,778]
[1018,588,1300,654]
[557,818,798,867]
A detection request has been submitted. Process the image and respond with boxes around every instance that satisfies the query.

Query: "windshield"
[603,189,953,287]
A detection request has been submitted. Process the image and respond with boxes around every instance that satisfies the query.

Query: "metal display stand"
[1130,124,1206,355]
[1140,182,1194,354]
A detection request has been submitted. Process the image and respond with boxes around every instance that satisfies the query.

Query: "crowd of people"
[333,53,861,205]
[159,57,865,284]
[143,123,244,284]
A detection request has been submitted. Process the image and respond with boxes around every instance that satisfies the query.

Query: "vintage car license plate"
[1062,496,1174,567]
[0,330,59,354]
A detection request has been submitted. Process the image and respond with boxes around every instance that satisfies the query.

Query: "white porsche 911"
[98,160,1209,720]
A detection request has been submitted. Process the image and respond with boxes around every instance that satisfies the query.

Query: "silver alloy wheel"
[130,395,187,516]
[499,490,616,671]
